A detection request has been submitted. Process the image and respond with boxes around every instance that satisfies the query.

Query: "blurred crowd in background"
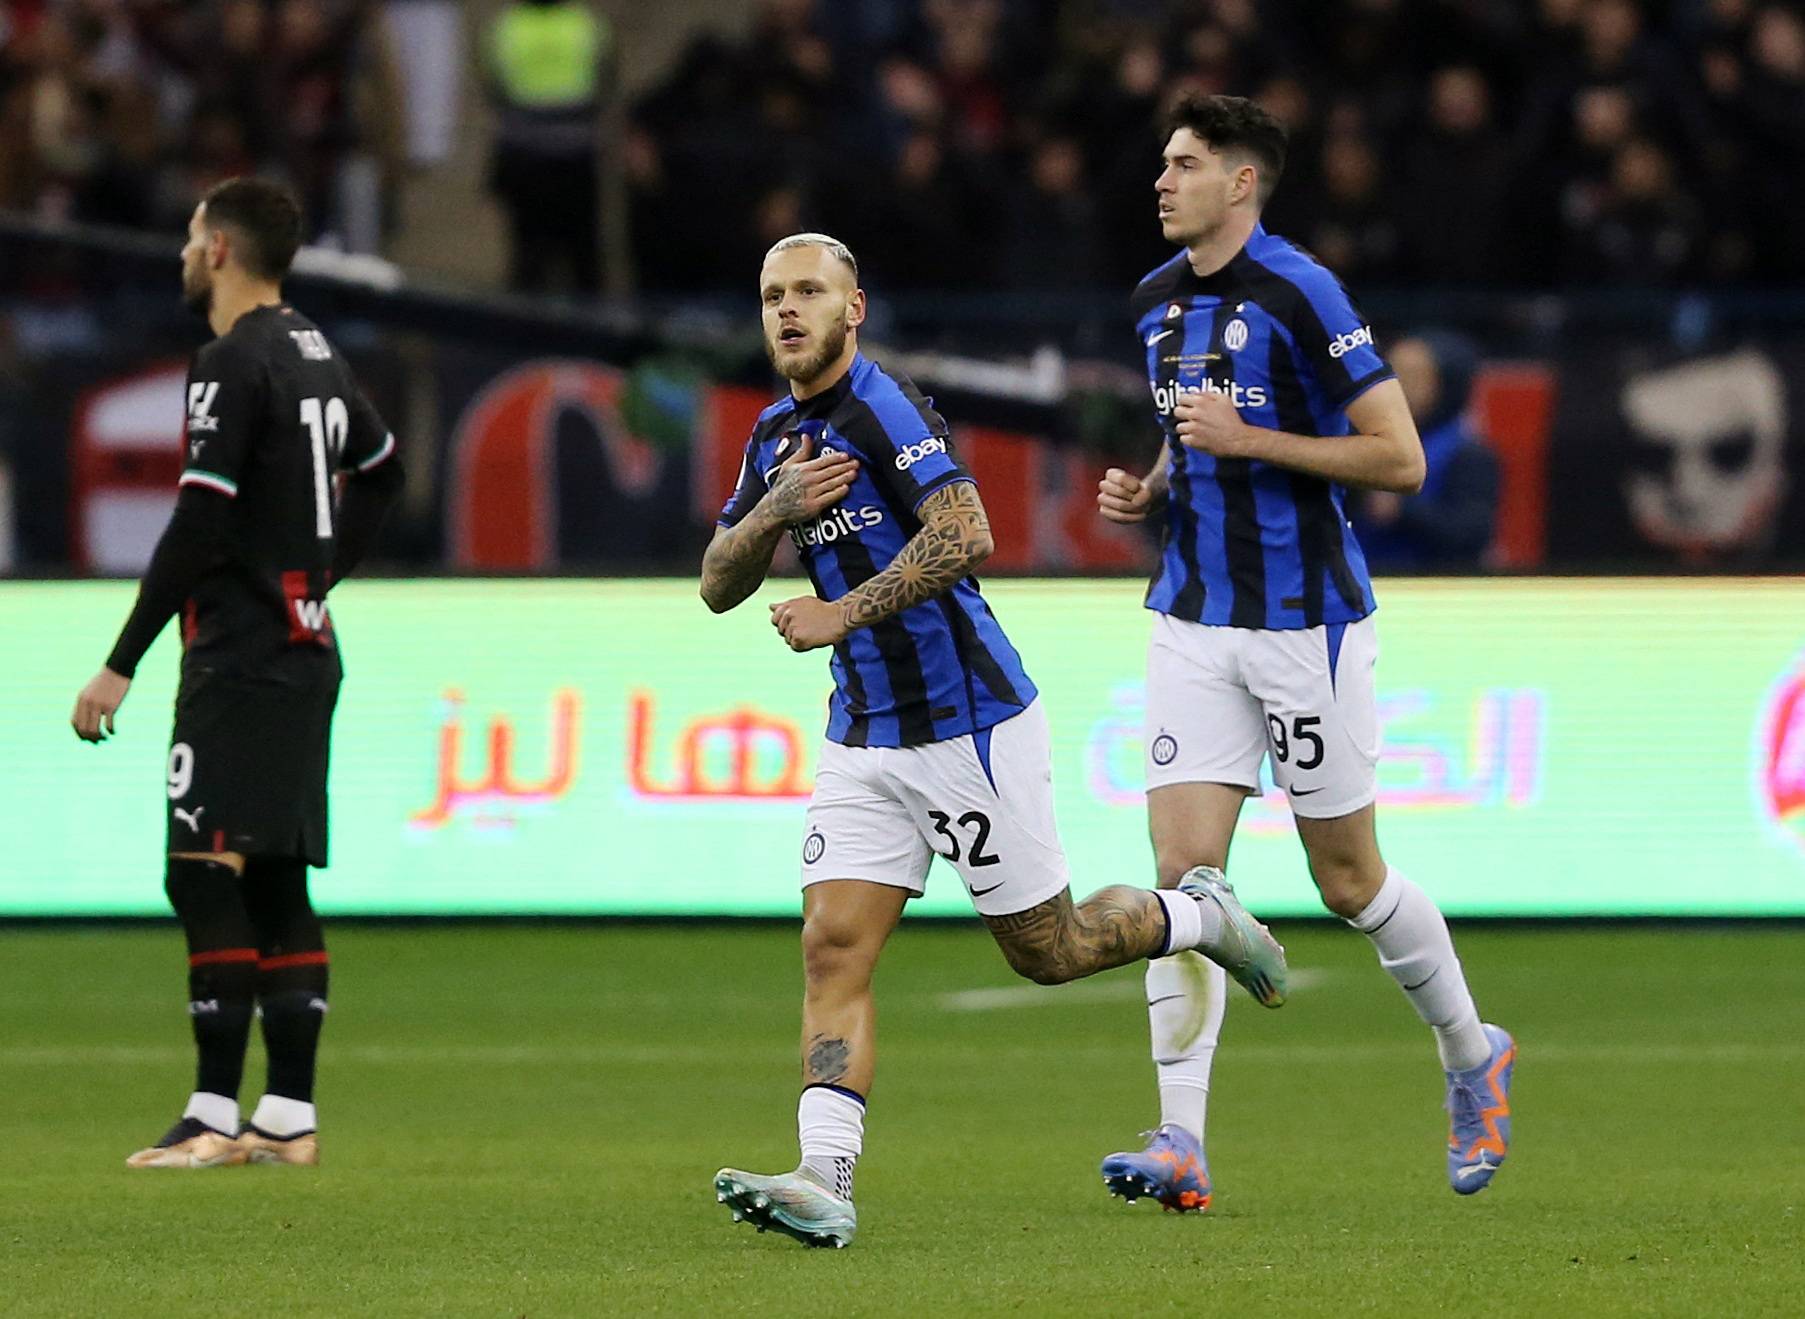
[0,0,403,254]
[630,0,1805,294]
[2,0,1803,578]
[3,0,1803,296]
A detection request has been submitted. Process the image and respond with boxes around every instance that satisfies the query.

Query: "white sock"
[249,1094,317,1137]
[1152,888,1222,955]
[1347,868,1489,1072]
[798,1085,864,1201]
[183,1091,238,1135]
[1147,951,1226,1142]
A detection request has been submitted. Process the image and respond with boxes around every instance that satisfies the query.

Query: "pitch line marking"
[938,969,1330,1013]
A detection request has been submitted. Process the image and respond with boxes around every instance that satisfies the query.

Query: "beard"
[766,314,848,384]
[182,268,213,317]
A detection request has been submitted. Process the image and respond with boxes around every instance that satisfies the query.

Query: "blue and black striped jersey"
[1134,224,1392,630]
[719,353,1036,749]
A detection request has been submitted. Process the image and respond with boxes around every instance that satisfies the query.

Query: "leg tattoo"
[805,1034,852,1086]
[983,886,1169,986]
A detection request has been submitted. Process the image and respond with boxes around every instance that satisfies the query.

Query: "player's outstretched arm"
[701,434,859,613]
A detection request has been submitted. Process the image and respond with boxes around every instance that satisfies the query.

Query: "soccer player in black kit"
[70,178,403,1169]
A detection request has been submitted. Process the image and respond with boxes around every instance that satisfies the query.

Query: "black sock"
[258,989,327,1104]
[165,857,257,1107]
[243,858,328,1105]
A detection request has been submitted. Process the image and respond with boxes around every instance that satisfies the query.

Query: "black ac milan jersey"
[176,303,397,678]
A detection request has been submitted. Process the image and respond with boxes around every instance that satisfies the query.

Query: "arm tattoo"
[698,510,785,613]
[763,462,814,523]
[700,456,842,611]
[805,1034,852,1085]
[982,886,1168,985]
[839,481,992,631]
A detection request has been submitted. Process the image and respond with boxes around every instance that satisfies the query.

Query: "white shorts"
[801,700,1071,917]
[1144,612,1380,819]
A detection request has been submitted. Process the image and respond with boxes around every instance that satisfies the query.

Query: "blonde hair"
[763,232,859,283]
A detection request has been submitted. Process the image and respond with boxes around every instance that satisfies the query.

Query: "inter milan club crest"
[1165,302,1184,320]
[1151,732,1179,766]
[803,830,827,864]
[1223,319,1250,352]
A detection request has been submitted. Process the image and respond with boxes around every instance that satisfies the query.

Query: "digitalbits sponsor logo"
[1760,665,1805,851]
[1149,377,1269,414]
[790,505,884,549]
[1151,732,1179,767]
[803,830,827,864]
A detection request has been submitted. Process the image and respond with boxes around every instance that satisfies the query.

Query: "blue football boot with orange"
[1446,1023,1516,1194]
[1100,1123,1212,1212]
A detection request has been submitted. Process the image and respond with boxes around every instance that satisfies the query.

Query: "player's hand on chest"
[1174,389,1255,458]
[763,427,861,524]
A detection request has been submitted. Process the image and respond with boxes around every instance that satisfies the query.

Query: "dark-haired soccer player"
[1095,94,1515,1209]
[701,233,1289,1248]
[71,177,403,1169]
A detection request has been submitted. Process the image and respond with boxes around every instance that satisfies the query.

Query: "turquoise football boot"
[1178,866,1288,1008]
[714,1166,857,1248]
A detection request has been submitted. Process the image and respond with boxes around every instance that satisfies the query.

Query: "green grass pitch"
[3,922,1801,1316]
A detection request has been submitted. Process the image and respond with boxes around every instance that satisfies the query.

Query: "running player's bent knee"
[985,892,1086,985]
[801,912,879,991]
[997,940,1068,986]
[1309,859,1382,919]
